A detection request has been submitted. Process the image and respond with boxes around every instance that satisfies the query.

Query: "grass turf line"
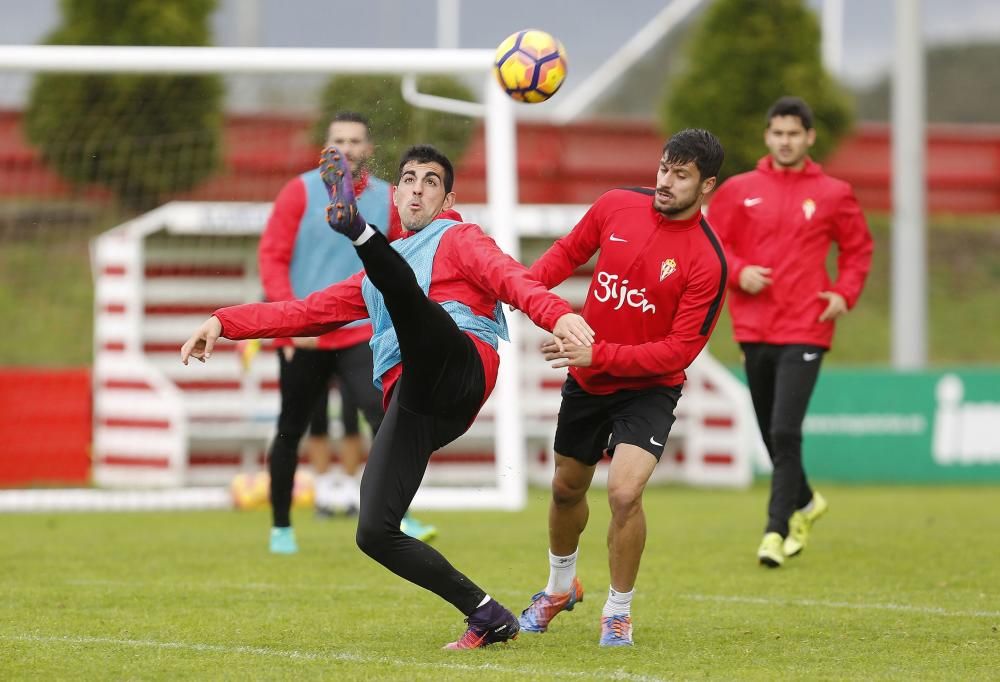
[2,483,998,680]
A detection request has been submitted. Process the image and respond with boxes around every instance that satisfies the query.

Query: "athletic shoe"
[269,526,298,555]
[319,146,366,240]
[757,532,784,568]
[784,491,829,557]
[443,600,520,650]
[314,505,336,519]
[400,513,438,543]
[599,614,633,647]
[517,576,584,633]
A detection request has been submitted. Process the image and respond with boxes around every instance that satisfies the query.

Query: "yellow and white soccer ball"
[493,29,568,103]
[230,470,315,510]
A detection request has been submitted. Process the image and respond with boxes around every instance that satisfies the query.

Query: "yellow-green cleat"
[757,532,784,568]
[784,491,829,558]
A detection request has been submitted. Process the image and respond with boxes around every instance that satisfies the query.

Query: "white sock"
[352,224,376,245]
[341,475,361,508]
[602,586,633,617]
[545,548,578,595]
[314,471,338,508]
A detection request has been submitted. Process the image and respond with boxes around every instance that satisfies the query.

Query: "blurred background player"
[708,96,873,568]
[257,110,432,554]
[517,129,727,646]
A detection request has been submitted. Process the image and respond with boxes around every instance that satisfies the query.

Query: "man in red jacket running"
[181,144,594,650]
[708,96,873,568]
[517,129,728,647]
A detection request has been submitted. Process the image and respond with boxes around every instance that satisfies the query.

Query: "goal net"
[0,45,758,512]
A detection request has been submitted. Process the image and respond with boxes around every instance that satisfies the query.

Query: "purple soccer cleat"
[443,599,520,650]
[319,146,366,240]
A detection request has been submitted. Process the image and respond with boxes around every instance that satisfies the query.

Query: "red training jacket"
[708,156,873,349]
[257,170,404,350]
[529,188,728,394]
[217,210,573,408]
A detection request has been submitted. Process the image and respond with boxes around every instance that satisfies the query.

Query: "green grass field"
[3,483,998,680]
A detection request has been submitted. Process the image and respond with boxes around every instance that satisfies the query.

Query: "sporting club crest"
[802,198,816,220]
[660,258,677,281]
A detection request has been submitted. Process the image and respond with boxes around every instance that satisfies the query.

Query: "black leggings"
[741,343,824,537]
[353,230,489,616]
[269,343,384,527]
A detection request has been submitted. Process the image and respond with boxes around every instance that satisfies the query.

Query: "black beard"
[660,195,697,216]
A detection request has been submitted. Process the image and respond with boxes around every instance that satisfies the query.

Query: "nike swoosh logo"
[803,352,820,361]
[609,234,628,242]
[743,197,763,207]
[650,436,664,447]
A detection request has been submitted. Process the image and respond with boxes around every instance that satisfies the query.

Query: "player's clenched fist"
[180,316,223,365]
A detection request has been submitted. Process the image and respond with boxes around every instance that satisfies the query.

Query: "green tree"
[314,75,477,180]
[23,0,223,210]
[660,0,853,179]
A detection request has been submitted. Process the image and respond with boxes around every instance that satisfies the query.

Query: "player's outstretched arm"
[181,316,223,365]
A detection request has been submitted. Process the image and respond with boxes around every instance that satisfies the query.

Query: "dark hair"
[662,128,725,181]
[766,96,814,130]
[397,144,455,193]
[331,111,372,138]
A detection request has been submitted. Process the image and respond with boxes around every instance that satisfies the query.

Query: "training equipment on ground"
[493,29,568,103]
[230,470,314,511]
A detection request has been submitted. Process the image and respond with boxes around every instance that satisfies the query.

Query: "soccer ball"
[230,471,269,510]
[230,470,315,510]
[493,29,568,103]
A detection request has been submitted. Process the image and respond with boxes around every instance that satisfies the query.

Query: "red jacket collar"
[655,206,704,231]
[756,155,823,176]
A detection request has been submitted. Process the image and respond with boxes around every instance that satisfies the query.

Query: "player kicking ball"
[182,144,593,649]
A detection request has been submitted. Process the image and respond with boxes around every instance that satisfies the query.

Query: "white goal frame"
[0,45,527,510]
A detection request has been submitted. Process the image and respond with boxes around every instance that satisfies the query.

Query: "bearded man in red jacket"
[708,96,873,568]
[517,129,728,647]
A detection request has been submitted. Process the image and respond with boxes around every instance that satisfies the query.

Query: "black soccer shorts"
[553,375,682,466]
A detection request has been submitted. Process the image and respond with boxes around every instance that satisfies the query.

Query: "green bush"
[23,0,223,210]
[314,75,477,181]
[660,0,853,179]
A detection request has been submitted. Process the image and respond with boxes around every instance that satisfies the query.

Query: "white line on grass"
[2,634,665,682]
[63,578,399,593]
[682,593,1000,618]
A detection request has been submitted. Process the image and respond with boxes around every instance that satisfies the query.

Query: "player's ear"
[701,176,717,195]
[442,191,456,210]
